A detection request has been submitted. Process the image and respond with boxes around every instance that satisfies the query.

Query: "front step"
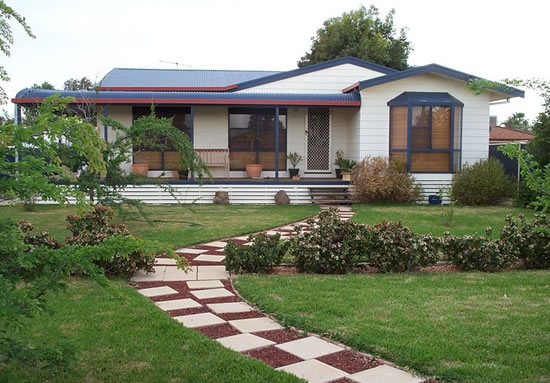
[309,187,352,205]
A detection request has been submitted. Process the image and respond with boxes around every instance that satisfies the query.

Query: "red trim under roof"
[97,85,238,92]
[12,97,361,106]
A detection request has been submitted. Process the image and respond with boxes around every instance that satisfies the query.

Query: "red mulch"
[328,378,358,383]
[245,345,303,368]
[216,311,266,321]
[150,291,192,301]
[195,323,241,339]
[254,329,303,344]
[166,306,209,317]
[317,350,381,374]
[136,281,189,292]
[419,264,460,273]
[195,296,243,304]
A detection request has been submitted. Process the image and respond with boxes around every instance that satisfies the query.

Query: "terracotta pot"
[245,164,263,178]
[132,163,149,176]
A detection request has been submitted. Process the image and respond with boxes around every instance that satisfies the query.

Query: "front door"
[305,108,331,172]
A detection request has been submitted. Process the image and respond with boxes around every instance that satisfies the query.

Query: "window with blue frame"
[388,92,463,173]
[228,107,287,171]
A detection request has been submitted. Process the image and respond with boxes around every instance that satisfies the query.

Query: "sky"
[3,0,549,123]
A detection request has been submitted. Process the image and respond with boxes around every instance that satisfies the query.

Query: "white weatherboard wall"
[100,105,133,173]
[237,63,384,93]
[359,73,491,194]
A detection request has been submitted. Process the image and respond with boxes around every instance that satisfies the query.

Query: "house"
[489,125,534,145]
[12,57,524,204]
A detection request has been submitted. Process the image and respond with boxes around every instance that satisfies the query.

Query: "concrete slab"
[190,288,234,299]
[155,298,202,311]
[277,359,348,383]
[276,336,344,360]
[350,365,423,383]
[130,266,166,282]
[163,266,197,281]
[175,312,226,328]
[176,248,208,254]
[217,333,275,352]
[197,265,228,280]
[202,241,228,248]
[207,302,254,314]
[186,280,224,289]
[193,254,226,263]
[229,317,283,333]
[154,258,178,265]
[138,286,178,297]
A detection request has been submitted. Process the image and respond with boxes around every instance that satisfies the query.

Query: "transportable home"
[12,57,524,204]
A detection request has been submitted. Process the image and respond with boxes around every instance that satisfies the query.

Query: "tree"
[31,81,55,90]
[298,5,412,70]
[502,112,531,132]
[64,77,95,91]
[0,1,34,104]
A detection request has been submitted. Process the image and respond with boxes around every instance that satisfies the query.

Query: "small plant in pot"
[334,150,345,179]
[287,152,303,180]
[178,156,191,180]
[339,159,357,181]
[243,130,263,178]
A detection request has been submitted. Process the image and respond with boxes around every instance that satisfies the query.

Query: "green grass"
[352,203,534,236]
[0,204,319,248]
[235,272,550,383]
[0,279,302,383]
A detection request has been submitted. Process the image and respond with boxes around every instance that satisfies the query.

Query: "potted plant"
[243,130,263,178]
[287,152,303,180]
[339,159,357,181]
[132,162,149,176]
[178,155,191,180]
[334,150,345,179]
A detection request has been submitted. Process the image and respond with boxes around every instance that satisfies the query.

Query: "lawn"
[0,204,319,247]
[235,272,550,383]
[352,203,534,236]
[0,279,302,383]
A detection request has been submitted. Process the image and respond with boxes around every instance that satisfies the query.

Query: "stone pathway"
[131,206,429,383]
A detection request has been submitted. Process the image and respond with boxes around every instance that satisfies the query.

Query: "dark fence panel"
[489,144,525,181]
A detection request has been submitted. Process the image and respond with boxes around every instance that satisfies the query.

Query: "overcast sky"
[3,0,549,123]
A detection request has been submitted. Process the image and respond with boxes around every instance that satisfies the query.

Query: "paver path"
[131,206,429,383]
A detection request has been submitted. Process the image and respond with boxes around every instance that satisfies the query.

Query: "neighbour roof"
[489,125,535,141]
[98,68,280,91]
[343,63,525,99]
[13,88,361,107]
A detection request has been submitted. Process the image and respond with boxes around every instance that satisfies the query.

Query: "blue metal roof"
[99,68,280,89]
[352,64,524,98]
[14,88,361,106]
[387,92,464,106]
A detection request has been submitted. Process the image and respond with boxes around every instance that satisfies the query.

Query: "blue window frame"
[388,92,463,173]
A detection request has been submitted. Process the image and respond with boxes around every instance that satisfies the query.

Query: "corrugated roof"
[13,88,361,106]
[489,126,535,141]
[99,68,280,90]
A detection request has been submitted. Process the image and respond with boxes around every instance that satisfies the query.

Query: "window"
[132,107,191,170]
[388,92,463,173]
[228,108,287,171]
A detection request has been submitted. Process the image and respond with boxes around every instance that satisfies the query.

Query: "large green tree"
[502,112,531,132]
[298,5,412,70]
[0,1,34,104]
[64,77,95,91]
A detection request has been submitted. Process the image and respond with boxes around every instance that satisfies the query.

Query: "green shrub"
[289,209,367,274]
[365,221,439,272]
[500,214,550,269]
[451,158,514,205]
[441,228,516,272]
[225,233,288,274]
[351,156,421,202]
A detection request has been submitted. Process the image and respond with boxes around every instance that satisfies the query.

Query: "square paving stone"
[232,235,251,241]
[154,258,178,265]
[207,302,254,314]
[176,248,209,254]
[193,254,226,263]
[276,336,344,360]
[187,280,224,289]
[349,365,423,383]
[138,286,178,297]
[191,288,234,299]
[197,265,228,280]
[202,241,227,248]
[229,317,283,333]
[130,266,166,282]
[163,266,197,281]
[155,298,202,311]
[277,359,348,383]
[175,312,226,328]
[217,333,275,352]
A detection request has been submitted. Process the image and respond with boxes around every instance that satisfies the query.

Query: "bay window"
[388,92,463,173]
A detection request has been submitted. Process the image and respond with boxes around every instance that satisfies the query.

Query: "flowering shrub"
[18,221,62,249]
[351,156,422,203]
[289,209,368,274]
[441,228,516,272]
[365,221,440,272]
[500,214,550,269]
[225,232,288,274]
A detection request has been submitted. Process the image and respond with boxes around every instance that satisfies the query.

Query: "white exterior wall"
[237,63,384,93]
[100,105,133,173]
[359,73,491,197]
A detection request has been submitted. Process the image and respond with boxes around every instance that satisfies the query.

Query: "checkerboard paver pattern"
[131,207,428,383]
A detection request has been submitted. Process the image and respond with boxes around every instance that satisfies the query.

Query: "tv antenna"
[159,60,192,69]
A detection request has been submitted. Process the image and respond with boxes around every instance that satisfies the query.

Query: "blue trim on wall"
[275,107,280,180]
[355,64,525,98]
[234,56,398,91]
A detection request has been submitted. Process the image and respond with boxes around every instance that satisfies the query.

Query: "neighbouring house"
[12,56,524,204]
[489,125,534,180]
